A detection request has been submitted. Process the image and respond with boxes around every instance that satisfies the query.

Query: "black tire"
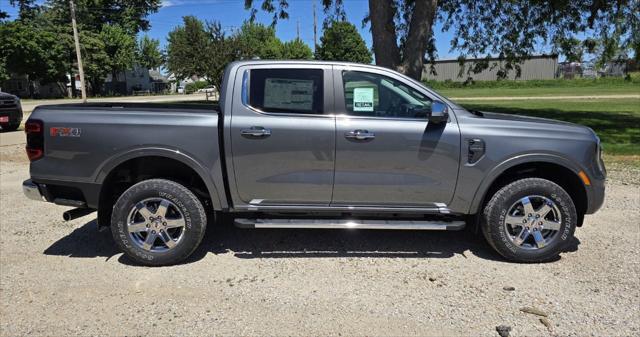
[482,178,577,262]
[111,179,207,266]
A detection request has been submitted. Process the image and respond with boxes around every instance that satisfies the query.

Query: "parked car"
[22,61,606,266]
[0,91,23,132]
[177,85,185,94]
[197,85,216,93]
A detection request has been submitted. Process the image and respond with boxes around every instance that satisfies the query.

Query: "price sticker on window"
[353,87,374,112]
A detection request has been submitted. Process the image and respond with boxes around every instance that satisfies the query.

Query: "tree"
[166,16,211,83]
[79,30,110,95]
[315,21,372,64]
[100,24,136,92]
[204,21,235,90]
[45,0,161,35]
[21,0,161,96]
[233,22,283,59]
[245,0,640,80]
[8,0,39,21]
[137,35,163,70]
[166,17,235,90]
[554,37,585,63]
[281,38,313,60]
[0,20,69,95]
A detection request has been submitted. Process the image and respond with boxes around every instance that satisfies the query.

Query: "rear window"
[248,68,323,114]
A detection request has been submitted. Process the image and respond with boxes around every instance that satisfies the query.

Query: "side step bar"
[234,219,466,231]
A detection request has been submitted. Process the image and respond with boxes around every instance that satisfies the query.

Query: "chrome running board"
[234,219,466,231]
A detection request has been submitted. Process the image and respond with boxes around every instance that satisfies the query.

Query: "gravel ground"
[1,143,638,336]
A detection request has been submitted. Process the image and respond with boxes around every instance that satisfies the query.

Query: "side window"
[342,71,431,118]
[248,68,323,114]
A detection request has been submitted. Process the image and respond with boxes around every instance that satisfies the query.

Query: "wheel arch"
[95,149,224,227]
[471,154,589,225]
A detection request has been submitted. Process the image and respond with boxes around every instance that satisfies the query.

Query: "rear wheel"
[111,179,207,266]
[482,178,577,262]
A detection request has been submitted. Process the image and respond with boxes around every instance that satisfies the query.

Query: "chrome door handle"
[345,129,375,140]
[241,126,271,138]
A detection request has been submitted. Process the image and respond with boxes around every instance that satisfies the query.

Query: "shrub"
[185,81,209,94]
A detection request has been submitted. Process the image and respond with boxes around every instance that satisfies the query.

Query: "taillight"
[25,119,44,161]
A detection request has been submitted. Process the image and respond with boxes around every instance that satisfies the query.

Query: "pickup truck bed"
[26,103,227,210]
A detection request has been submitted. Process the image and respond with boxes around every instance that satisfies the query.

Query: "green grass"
[458,98,640,156]
[424,73,640,89]
[426,74,640,98]
[438,85,639,98]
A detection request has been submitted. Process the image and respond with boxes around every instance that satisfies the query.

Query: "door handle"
[241,126,271,138]
[345,129,375,140]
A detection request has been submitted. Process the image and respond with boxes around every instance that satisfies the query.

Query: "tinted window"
[249,68,323,114]
[342,71,431,118]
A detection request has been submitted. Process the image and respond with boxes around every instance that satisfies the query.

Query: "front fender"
[466,153,586,215]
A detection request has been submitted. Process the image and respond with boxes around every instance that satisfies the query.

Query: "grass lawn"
[437,85,639,98]
[426,74,640,98]
[456,98,639,159]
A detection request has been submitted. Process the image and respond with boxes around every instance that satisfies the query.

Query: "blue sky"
[153,0,460,58]
[1,0,461,59]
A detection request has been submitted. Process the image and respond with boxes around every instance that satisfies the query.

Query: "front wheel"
[482,178,577,262]
[111,179,207,266]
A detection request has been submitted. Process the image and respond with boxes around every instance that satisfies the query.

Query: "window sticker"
[263,78,314,111]
[353,87,374,112]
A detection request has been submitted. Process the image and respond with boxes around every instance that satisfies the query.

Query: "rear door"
[331,65,460,207]
[229,64,336,206]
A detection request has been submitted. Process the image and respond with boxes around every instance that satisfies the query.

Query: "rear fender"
[95,147,225,210]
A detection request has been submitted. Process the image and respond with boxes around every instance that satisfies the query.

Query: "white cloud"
[161,0,222,8]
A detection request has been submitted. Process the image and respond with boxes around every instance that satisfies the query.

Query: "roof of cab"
[227,59,388,71]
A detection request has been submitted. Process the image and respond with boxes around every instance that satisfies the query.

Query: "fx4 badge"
[50,127,82,137]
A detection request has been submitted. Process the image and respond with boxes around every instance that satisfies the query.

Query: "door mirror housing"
[429,101,448,123]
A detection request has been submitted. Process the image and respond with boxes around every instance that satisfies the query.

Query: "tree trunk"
[400,0,438,80]
[368,0,401,69]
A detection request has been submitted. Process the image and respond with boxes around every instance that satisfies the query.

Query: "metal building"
[422,55,559,81]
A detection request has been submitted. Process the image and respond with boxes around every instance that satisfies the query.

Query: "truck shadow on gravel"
[43,218,581,266]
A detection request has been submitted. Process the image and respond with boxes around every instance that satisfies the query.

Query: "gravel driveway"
[1,143,638,336]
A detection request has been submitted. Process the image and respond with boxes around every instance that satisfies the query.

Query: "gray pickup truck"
[23,61,606,266]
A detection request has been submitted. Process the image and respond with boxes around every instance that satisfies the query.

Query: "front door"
[332,67,460,207]
[230,65,335,206]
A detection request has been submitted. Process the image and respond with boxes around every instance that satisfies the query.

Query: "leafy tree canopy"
[281,38,313,60]
[166,16,235,89]
[315,20,372,64]
[1,0,161,96]
[245,0,640,80]
[166,16,211,82]
[0,19,69,84]
[234,22,283,60]
[100,24,136,81]
[44,0,161,34]
[137,35,164,70]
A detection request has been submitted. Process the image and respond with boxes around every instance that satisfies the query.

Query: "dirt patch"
[1,144,638,336]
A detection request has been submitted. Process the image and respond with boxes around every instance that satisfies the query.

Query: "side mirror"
[429,100,448,123]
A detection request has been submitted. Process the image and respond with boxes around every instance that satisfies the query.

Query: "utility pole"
[296,19,300,40]
[313,0,317,51]
[69,0,87,103]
